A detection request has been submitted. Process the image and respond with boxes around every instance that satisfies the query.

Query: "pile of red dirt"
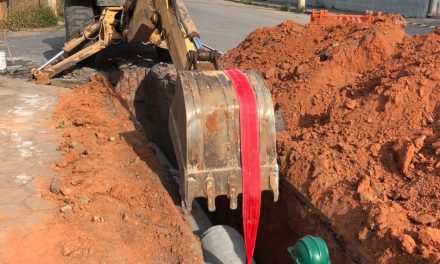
[221,16,440,263]
[3,75,203,263]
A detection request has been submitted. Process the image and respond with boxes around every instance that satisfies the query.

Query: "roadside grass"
[5,4,62,30]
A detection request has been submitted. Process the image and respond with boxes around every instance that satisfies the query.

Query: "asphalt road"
[185,0,309,52]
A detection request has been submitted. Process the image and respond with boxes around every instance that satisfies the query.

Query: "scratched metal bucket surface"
[169,70,279,211]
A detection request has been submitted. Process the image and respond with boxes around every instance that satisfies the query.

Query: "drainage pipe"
[201,225,255,264]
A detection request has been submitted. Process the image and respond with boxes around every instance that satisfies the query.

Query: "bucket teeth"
[270,172,279,202]
[228,175,238,210]
[186,177,197,211]
[206,175,216,212]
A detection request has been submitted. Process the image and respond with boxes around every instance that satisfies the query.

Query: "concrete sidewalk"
[0,77,63,255]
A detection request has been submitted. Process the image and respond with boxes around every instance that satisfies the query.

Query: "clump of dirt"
[222,16,440,263]
[3,75,203,263]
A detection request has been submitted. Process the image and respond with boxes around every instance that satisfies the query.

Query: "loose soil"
[2,75,203,264]
[221,16,440,263]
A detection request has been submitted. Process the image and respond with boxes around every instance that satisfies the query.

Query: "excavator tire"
[65,0,95,41]
[65,0,97,60]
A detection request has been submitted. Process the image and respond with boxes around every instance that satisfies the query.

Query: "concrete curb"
[225,0,315,14]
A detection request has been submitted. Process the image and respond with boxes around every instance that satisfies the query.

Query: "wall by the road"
[263,0,432,18]
[9,0,38,8]
[428,0,440,18]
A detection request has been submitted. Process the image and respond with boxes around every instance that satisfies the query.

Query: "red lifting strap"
[226,69,262,264]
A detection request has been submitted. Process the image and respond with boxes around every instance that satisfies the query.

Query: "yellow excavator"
[33,1,279,262]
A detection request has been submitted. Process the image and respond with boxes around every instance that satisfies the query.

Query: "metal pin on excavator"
[32,1,279,262]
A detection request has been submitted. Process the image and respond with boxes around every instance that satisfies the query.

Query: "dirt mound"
[3,75,203,264]
[222,16,440,263]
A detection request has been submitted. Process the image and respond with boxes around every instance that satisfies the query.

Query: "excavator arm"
[32,7,123,81]
[125,0,219,70]
[32,0,217,80]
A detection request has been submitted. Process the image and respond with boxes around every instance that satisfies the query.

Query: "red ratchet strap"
[225,69,261,264]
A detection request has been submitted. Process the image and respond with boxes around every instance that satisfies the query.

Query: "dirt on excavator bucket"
[169,70,279,211]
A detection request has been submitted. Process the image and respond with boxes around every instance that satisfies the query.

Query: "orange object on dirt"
[311,9,383,23]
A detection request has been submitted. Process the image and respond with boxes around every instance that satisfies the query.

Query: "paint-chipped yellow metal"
[31,7,123,82]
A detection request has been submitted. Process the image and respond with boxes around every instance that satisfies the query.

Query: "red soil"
[221,16,440,263]
[3,75,203,264]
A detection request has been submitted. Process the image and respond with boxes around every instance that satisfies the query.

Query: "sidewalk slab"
[0,77,63,250]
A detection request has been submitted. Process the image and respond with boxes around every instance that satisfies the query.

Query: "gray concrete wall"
[428,0,440,17]
[262,0,431,18]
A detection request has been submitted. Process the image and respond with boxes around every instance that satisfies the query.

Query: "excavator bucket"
[169,69,279,212]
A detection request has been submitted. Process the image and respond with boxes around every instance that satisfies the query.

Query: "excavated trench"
[103,61,347,263]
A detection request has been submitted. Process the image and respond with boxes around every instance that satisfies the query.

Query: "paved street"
[3,29,64,69]
[0,78,63,254]
[185,0,309,51]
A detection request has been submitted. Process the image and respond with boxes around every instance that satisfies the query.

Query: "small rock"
[95,132,106,139]
[418,244,430,258]
[414,135,426,153]
[55,120,69,129]
[122,213,130,221]
[357,176,375,202]
[62,242,80,256]
[302,133,311,141]
[70,141,87,155]
[92,216,104,222]
[408,212,436,225]
[70,178,84,186]
[418,227,440,251]
[109,184,122,198]
[370,143,381,157]
[73,161,93,173]
[60,186,73,196]
[393,139,416,176]
[50,178,62,195]
[281,62,291,70]
[76,195,90,205]
[72,204,81,213]
[56,160,69,169]
[400,234,416,254]
[433,140,440,153]
[60,205,73,214]
[108,136,116,142]
[337,142,351,153]
[358,227,369,241]
[263,67,276,79]
[73,118,90,127]
[345,99,358,110]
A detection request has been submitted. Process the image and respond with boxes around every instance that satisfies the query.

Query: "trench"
[102,58,347,264]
